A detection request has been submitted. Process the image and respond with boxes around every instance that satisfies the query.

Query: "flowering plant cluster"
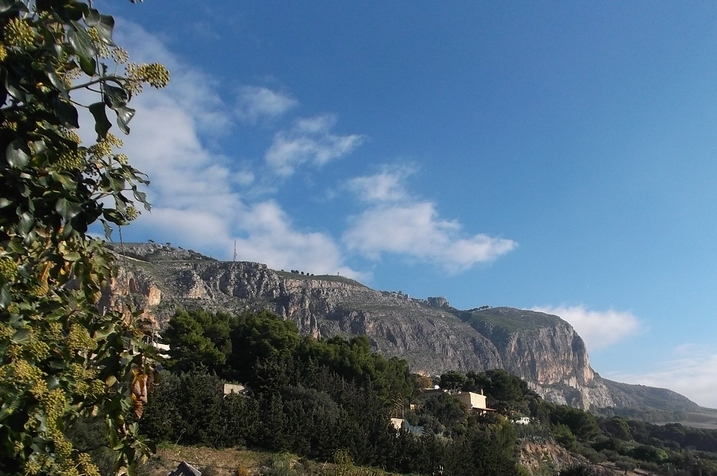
[0,1,168,474]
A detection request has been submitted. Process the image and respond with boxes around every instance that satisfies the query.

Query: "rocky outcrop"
[101,243,685,412]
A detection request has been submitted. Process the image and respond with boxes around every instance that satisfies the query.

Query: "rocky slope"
[102,242,697,412]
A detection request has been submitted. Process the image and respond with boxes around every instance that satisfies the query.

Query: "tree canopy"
[0,1,168,474]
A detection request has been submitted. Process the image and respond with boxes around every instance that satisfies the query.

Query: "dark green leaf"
[68,21,97,62]
[18,211,34,235]
[22,229,36,246]
[6,141,30,168]
[79,55,96,76]
[115,106,135,135]
[45,375,60,389]
[84,8,101,26]
[0,398,21,421]
[61,222,74,239]
[12,328,30,344]
[5,75,26,102]
[48,359,65,370]
[55,198,82,222]
[45,66,68,98]
[85,9,116,46]
[53,172,76,191]
[132,189,148,206]
[108,175,125,192]
[8,240,23,254]
[103,84,128,110]
[89,102,112,138]
[63,251,81,262]
[0,0,26,14]
[102,220,113,240]
[0,67,6,106]
[36,413,48,433]
[29,139,47,155]
[51,98,79,128]
[0,198,12,208]
[102,209,125,225]
[0,284,10,309]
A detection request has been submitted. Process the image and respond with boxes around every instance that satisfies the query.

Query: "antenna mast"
[233,240,237,262]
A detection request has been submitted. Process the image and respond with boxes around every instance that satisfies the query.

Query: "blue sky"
[94,1,717,407]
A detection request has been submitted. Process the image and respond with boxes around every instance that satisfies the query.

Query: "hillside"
[103,242,703,415]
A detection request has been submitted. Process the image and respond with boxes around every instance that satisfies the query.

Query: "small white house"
[513,416,531,425]
[223,383,246,395]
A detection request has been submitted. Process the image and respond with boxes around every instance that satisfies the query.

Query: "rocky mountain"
[103,242,699,413]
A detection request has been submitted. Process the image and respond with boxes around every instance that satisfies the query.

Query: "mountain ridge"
[103,242,705,416]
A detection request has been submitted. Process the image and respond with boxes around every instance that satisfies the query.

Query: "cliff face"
[103,243,614,409]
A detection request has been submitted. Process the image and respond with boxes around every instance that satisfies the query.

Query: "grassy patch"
[454,308,561,334]
[275,270,366,287]
[138,444,404,476]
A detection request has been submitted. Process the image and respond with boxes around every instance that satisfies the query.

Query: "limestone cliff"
[100,243,659,411]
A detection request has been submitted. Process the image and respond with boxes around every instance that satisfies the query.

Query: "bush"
[140,370,259,447]
[558,465,598,476]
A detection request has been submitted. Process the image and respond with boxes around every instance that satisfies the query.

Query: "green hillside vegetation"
[77,309,717,476]
[275,270,367,287]
[454,307,563,334]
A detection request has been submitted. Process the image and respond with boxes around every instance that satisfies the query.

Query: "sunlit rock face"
[102,243,618,409]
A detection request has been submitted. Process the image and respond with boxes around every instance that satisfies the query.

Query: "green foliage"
[553,423,577,450]
[438,370,466,391]
[0,1,168,474]
[557,465,599,476]
[157,309,717,476]
[162,309,413,402]
[140,370,258,448]
[599,416,632,441]
[549,405,601,442]
[630,444,669,463]
[230,310,301,382]
[148,312,532,475]
[162,308,232,373]
[444,421,519,476]
[301,334,413,401]
[416,393,468,436]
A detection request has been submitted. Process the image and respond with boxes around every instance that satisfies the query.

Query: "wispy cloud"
[265,114,365,176]
[346,165,413,203]
[236,86,298,124]
[106,22,512,278]
[343,169,517,272]
[532,305,643,351]
[607,346,717,408]
[112,22,361,277]
[116,24,232,137]
[232,201,367,279]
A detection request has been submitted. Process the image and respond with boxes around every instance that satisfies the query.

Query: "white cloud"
[343,170,517,271]
[92,22,509,278]
[265,114,365,176]
[346,166,413,203]
[607,347,717,408]
[233,170,255,186]
[532,305,643,351]
[232,201,367,280]
[116,23,232,136]
[236,86,298,123]
[107,22,360,277]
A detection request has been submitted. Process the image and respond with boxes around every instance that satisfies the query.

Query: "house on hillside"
[223,383,246,396]
[413,387,495,415]
[454,391,495,415]
[390,418,424,436]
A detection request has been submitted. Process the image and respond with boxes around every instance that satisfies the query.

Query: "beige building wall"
[455,392,488,410]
